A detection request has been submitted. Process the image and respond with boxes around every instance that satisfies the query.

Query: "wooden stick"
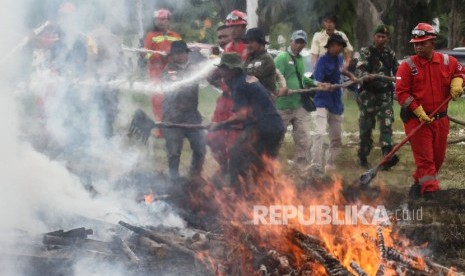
[118,221,197,257]
[350,261,368,276]
[154,122,210,129]
[449,116,465,127]
[448,137,465,144]
[288,74,396,94]
[112,235,141,265]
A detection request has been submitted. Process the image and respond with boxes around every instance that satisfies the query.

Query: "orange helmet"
[225,10,247,26]
[153,9,171,19]
[410,23,437,43]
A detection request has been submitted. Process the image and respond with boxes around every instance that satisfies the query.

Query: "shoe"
[408,182,421,200]
[422,191,437,200]
[358,155,369,169]
[381,146,399,171]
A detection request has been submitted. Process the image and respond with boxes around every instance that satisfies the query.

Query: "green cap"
[373,24,391,35]
[217,53,243,70]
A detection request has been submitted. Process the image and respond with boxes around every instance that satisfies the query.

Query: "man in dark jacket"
[162,41,206,180]
[243,28,277,96]
[211,53,285,192]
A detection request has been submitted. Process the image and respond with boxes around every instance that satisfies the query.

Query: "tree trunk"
[448,0,462,48]
[246,0,259,28]
[355,0,383,49]
[390,0,413,58]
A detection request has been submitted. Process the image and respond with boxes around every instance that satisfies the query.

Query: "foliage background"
[25,0,465,58]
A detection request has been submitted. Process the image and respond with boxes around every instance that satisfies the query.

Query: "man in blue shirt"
[211,53,285,192]
[310,34,356,175]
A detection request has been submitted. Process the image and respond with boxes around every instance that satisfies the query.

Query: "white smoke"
[0,0,187,275]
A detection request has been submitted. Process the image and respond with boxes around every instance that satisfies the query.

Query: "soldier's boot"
[357,151,369,169]
[381,145,399,171]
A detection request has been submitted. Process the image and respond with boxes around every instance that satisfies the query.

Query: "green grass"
[126,86,465,193]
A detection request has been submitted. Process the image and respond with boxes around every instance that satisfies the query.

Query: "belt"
[427,111,448,120]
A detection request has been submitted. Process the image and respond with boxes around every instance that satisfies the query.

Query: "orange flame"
[193,156,431,274]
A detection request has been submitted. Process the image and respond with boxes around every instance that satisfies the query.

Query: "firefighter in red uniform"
[206,12,248,177]
[143,9,181,136]
[223,10,248,61]
[395,23,465,199]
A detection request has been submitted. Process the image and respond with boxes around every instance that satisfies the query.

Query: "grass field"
[127,86,465,195]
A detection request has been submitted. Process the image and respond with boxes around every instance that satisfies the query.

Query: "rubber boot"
[381,145,399,171]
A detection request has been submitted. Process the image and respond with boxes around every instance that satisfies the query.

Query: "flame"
[192,156,432,274]
[144,191,155,205]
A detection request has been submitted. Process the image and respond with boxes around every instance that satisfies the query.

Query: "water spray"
[0,21,50,65]
[25,58,219,96]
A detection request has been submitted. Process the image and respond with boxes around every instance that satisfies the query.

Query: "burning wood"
[112,235,141,265]
[43,227,93,245]
[375,264,385,276]
[289,229,354,276]
[118,220,198,258]
[138,236,169,257]
[377,227,387,260]
[350,261,368,276]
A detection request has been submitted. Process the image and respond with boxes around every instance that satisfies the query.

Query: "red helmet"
[409,23,437,43]
[153,9,171,19]
[225,10,247,26]
[59,2,76,14]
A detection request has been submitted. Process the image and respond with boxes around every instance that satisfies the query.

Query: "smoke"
[0,0,189,275]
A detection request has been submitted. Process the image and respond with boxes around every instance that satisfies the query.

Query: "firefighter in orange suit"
[395,23,465,199]
[143,9,181,136]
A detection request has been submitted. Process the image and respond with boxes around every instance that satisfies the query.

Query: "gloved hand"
[450,77,464,100]
[413,106,434,124]
[302,76,315,88]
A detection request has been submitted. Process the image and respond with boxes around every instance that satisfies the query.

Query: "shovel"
[359,95,452,188]
[128,109,209,144]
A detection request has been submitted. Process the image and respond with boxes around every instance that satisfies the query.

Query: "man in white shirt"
[310,13,353,68]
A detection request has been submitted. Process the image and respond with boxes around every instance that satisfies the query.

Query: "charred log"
[289,229,354,276]
[118,221,197,258]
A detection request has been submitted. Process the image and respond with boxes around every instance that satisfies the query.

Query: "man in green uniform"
[355,24,399,169]
[274,30,319,172]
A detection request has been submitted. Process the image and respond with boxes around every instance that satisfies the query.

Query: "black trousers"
[164,128,206,179]
[229,127,284,193]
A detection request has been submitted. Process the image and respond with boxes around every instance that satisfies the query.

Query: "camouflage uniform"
[356,44,398,167]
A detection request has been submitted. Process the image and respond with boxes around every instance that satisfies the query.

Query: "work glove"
[450,77,464,100]
[412,106,434,124]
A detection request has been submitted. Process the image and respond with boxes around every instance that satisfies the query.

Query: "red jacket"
[143,30,181,80]
[396,52,465,113]
[224,41,249,61]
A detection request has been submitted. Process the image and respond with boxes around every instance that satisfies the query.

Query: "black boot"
[358,155,369,168]
[408,181,421,200]
[358,152,369,168]
[381,146,399,171]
